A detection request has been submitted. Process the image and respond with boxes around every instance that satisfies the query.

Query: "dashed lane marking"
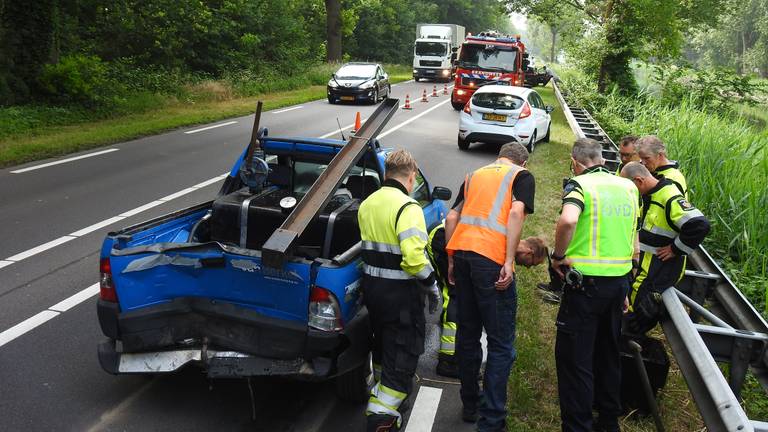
[405,386,443,432]
[10,148,120,174]
[184,121,238,134]
[272,105,304,114]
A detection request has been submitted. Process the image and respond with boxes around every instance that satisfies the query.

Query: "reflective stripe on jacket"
[565,171,638,276]
[358,184,433,282]
[446,163,524,266]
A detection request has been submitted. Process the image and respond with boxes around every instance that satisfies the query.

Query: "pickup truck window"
[411,171,430,207]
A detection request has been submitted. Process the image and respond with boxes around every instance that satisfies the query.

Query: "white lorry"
[413,23,465,82]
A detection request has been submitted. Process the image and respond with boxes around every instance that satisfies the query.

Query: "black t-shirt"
[451,170,535,214]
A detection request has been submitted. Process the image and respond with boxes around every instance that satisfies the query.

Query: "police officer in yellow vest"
[445,142,535,431]
[620,162,710,336]
[427,222,547,378]
[637,135,688,197]
[358,149,441,432]
[551,138,639,432]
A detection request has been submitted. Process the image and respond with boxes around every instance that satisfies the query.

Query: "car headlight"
[442,69,450,76]
[328,80,339,88]
[360,81,374,89]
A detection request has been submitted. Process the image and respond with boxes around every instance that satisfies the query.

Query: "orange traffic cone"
[421,89,429,103]
[402,94,413,110]
[352,111,361,134]
[443,83,449,95]
[431,85,438,97]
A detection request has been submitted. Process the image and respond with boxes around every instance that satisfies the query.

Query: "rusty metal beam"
[262,98,399,268]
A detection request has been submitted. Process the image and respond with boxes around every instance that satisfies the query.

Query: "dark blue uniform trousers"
[454,250,517,432]
[555,275,629,432]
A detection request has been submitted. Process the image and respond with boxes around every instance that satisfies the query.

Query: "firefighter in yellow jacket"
[358,149,440,432]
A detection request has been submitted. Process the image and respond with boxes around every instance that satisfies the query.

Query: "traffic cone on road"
[402,94,413,110]
[352,111,361,134]
[431,85,438,97]
[421,89,429,102]
[443,83,449,95]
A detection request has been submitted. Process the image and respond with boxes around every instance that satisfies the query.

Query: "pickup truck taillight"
[99,257,118,302]
[309,286,343,331]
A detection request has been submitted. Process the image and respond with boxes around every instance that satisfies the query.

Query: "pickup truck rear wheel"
[335,359,371,403]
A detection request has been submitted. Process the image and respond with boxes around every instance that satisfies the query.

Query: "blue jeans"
[454,251,517,432]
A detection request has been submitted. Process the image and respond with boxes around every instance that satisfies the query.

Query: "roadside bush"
[38,54,122,107]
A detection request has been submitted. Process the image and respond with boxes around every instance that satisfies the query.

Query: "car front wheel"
[543,123,551,142]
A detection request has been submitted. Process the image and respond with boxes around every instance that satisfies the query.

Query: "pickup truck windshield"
[415,41,448,57]
[459,44,517,72]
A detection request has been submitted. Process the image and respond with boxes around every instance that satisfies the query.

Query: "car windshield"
[415,41,448,56]
[335,65,376,80]
[459,44,517,72]
[472,92,524,110]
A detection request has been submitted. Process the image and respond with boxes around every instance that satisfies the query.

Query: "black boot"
[366,414,400,432]
[436,353,459,378]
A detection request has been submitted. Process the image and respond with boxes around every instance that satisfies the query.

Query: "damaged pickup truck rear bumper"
[98,340,332,378]
[97,297,371,379]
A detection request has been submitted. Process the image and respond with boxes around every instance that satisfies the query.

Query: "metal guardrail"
[552,79,768,432]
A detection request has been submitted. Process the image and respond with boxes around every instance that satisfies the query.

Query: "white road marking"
[184,121,238,134]
[0,93,455,348]
[85,378,157,432]
[69,216,127,237]
[10,149,120,174]
[0,173,228,270]
[0,310,60,348]
[272,105,304,114]
[49,283,100,312]
[379,98,452,139]
[5,236,77,262]
[405,386,443,432]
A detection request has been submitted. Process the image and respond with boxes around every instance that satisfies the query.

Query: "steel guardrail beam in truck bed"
[262,98,399,268]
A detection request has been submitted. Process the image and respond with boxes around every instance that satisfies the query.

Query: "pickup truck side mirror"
[432,186,452,201]
[383,73,389,80]
[451,47,458,53]
[545,105,555,114]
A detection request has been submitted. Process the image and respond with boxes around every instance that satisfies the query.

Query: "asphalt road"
[0,80,507,431]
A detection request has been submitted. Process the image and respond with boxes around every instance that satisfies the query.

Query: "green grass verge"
[506,84,705,432]
[0,63,412,168]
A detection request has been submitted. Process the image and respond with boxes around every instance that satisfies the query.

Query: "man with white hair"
[636,135,687,197]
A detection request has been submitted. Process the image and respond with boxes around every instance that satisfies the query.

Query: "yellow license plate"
[482,113,507,122]
[340,96,355,101]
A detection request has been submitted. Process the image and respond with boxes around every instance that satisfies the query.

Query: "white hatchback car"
[458,85,554,152]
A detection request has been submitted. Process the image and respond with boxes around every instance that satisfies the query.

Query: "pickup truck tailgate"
[110,249,311,323]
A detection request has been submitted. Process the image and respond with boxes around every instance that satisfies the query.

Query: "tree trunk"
[596,0,616,93]
[550,27,557,63]
[325,0,342,63]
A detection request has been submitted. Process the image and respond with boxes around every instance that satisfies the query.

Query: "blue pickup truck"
[96,132,450,401]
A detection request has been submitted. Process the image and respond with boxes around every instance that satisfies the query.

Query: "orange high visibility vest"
[447,163,524,266]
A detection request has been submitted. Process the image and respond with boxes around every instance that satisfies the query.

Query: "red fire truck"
[450,32,528,110]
